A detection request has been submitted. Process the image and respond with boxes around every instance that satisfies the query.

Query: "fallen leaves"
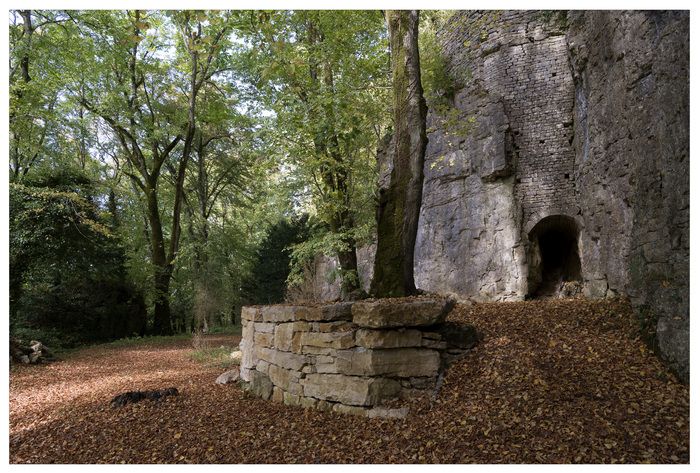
[9,300,689,463]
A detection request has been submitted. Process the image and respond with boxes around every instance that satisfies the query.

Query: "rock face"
[566,11,689,380]
[240,299,476,417]
[307,10,689,381]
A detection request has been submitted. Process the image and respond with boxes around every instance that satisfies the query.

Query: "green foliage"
[6,9,391,343]
[242,216,310,305]
[285,216,371,291]
[419,11,457,106]
[237,10,388,289]
[432,104,477,140]
[10,170,147,347]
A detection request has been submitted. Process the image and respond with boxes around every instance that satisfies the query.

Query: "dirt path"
[10,300,689,464]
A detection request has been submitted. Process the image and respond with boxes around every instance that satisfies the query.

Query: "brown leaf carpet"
[10,299,689,463]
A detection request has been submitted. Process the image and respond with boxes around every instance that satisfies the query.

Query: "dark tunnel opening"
[528,215,582,297]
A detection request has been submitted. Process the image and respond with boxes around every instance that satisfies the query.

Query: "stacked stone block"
[239,299,456,418]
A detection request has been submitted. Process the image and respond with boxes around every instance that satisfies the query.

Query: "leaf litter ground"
[10,299,688,463]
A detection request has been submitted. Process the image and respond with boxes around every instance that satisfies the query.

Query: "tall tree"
[241,10,389,298]
[72,10,232,333]
[9,10,70,180]
[370,10,428,298]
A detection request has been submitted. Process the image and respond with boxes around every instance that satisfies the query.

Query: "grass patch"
[206,325,242,336]
[189,345,239,370]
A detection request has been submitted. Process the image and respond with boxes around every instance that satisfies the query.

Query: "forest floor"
[10,299,689,464]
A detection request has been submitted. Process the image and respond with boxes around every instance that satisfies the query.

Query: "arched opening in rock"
[527,215,582,297]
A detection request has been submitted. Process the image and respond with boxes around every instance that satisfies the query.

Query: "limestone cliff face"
[416,11,576,300]
[310,10,689,380]
[566,11,689,380]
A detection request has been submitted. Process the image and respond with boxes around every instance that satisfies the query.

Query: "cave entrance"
[527,215,582,297]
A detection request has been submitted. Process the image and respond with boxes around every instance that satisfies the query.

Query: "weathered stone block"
[300,397,318,409]
[261,305,304,323]
[256,359,270,375]
[409,376,438,390]
[421,338,448,350]
[241,306,262,322]
[275,322,309,353]
[300,331,355,349]
[287,380,303,396]
[215,368,240,385]
[316,362,341,374]
[352,298,454,328]
[253,322,275,333]
[291,332,303,354]
[355,328,422,348]
[301,346,337,356]
[273,323,294,351]
[317,321,357,332]
[268,363,301,391]
[249,370,273,400]
[272,386,284,403]
[283,392,301,407]
[254,332,273,347]
[421,331,442,340]
[317,355,335,364]
[301,373,401,406]
[316,400,333,412]
[334,348,441,378]
[297,302,354,322]
[256,347,309,371]
[239,322,257,382]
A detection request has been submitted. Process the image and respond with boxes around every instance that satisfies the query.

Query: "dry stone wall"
[239,298,474,417]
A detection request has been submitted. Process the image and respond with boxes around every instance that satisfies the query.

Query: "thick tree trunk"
[370,10,427,298]
[153,268,173,335]
[19,10,32,84]
[145,184,173,335]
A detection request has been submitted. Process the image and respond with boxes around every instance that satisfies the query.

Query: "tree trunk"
[145,184,173,335]
[370,10,427,298]
[19,10,32,84]
[153,268,173,335]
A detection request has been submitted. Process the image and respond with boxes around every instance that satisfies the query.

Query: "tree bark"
[144,183,173,335]
[370,10,427,298]
[19,10,32,83]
